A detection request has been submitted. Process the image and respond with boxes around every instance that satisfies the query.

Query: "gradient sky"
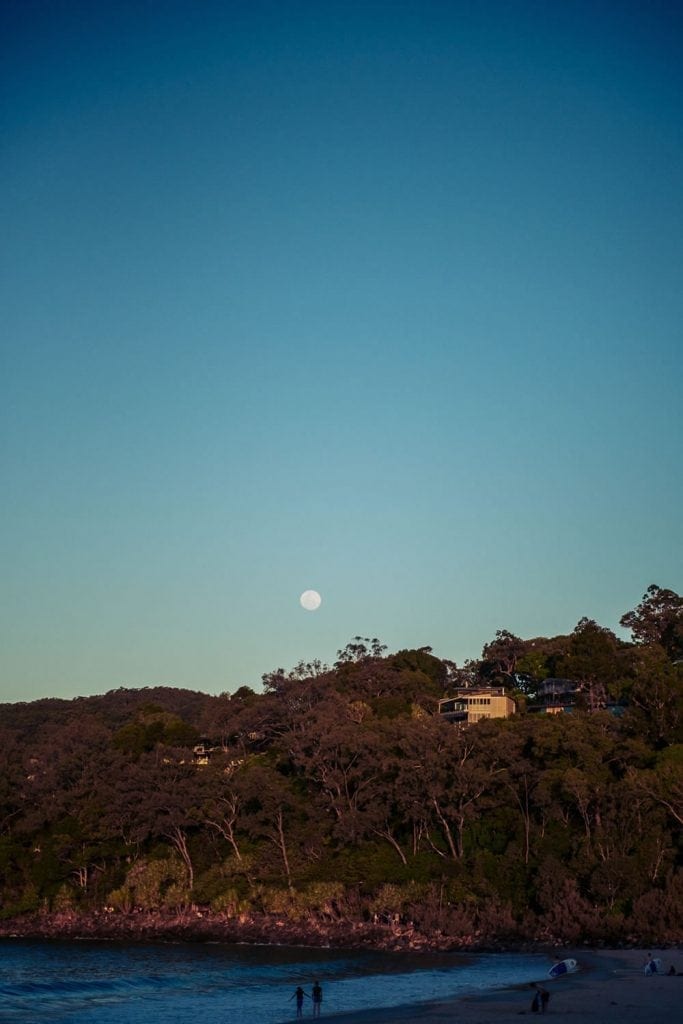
[2,0,682,703]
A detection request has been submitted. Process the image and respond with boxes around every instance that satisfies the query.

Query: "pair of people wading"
[290,982,323,1017]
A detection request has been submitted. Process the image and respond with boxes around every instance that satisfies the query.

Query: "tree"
[233,760,312,891]
[492,720,551,866]
[414,719,502,860]
[202,760,245,862]
[620,585,683,660]
[623,646,683,746]
[626,747,683,830]
[514,635,572,700]
[112,709,199,757]
[389,648,449,691]
[554,619,623,708]
[286,702,379,843]
[130,756,206,894]
[0,726,24,836]
[480,630,526,687]
[335,637,387,666]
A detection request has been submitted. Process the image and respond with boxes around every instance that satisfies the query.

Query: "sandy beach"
[311,950,683,1024]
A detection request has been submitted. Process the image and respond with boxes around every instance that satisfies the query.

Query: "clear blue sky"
[2,0,681,702]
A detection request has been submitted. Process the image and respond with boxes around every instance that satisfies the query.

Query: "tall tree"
[554,619,623,708]
[480,630,527,687]
[620,585,683,660]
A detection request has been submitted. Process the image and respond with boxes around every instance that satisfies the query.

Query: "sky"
[2,0,682,703]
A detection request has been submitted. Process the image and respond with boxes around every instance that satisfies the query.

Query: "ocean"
[0,940,548,1023]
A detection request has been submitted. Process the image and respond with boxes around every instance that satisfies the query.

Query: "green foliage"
[298,881,346,916]
[249,881,348,922]
[28,841,68,898]
[369,696,411,719]
[658,742,683,765]
[0,882,41,920]
[0,836,21,878]
[469,849,531,910]
[621,585,683,660]
[113,711,199,756]
[52,883,77,912]
[209,887,248,915]
[321,844,421,889]
[231,686,258,704]
[369,881,430,916]
[335,637,387,665]
[389,648,447,690]
[193,852,255,906]
[108,856,190,912]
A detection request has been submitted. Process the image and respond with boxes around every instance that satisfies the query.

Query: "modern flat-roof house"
[438,687,516,724]
[530,678,624,716]
[533,678,579,714]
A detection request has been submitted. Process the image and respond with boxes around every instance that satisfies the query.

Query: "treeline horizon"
[1,584,681,947]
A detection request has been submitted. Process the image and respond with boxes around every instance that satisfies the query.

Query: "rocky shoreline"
[3,910,673,955]
[0,910,533,952]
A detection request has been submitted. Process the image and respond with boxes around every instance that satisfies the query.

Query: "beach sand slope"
[305,950,683,1024]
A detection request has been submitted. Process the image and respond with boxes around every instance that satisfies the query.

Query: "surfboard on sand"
[548,958,578,978]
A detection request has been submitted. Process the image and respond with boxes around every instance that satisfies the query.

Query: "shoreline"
[2,925,681,1022]
[295,950,683,1024]
[0,909,552,952]
[1,910,680,957]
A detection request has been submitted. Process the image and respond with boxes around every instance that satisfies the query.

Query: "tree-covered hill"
[1,586,681,947]
[0,685,213,738]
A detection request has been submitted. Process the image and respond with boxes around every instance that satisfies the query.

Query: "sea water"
[0,939,547,1023]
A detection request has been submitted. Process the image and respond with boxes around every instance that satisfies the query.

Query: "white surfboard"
[548,958,578,978]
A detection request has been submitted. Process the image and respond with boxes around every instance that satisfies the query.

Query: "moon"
[300,589,322,611]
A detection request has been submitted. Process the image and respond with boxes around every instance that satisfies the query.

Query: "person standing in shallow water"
[312,981,323,1017]
[290,987,308,1018]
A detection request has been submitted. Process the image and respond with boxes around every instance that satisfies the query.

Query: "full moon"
[300,589,322,611]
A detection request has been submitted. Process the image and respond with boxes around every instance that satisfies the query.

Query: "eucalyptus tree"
[407,716,504,860]
[621,584,683,660]
[623,645,683,746]
[229,759,314,891]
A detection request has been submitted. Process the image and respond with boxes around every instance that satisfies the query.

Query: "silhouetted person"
[290,987,308,1018]
[530,983,549,1012]
[312,981,323,1017]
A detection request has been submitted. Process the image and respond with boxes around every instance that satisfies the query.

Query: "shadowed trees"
[623,645,683,746]
[1,606,681,945]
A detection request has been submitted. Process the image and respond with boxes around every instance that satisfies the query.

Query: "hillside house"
[438,687,515,724]
[530,678,625,716]
[534,678,578,714]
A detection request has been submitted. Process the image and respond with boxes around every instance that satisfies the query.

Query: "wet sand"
[306,950,683,1024]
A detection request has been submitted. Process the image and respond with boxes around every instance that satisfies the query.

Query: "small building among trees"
[438,687,516,724]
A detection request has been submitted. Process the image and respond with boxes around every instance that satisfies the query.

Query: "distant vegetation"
[1,585,681,946]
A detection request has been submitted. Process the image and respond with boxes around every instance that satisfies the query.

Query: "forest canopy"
[1,585,681,947]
